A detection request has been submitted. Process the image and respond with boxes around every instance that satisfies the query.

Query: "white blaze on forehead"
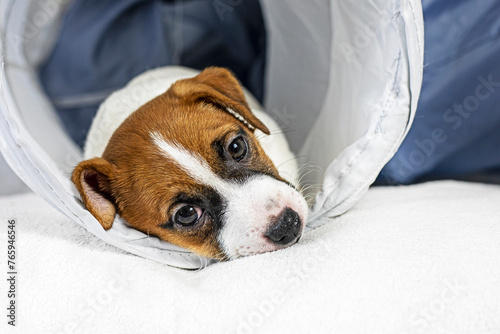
[150,131,234,196]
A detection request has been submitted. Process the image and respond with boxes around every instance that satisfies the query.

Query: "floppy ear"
[72,158,116,230]
[171,67,270,135]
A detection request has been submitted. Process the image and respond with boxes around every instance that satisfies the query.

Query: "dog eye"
[227,136,247,161]
[173,205,203,226]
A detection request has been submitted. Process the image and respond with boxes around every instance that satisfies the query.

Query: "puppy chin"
[218,175,308,260]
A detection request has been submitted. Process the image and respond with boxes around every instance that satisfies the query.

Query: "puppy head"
[72,67,308,260]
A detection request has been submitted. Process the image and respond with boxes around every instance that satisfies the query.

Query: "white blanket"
[1,180,500,333]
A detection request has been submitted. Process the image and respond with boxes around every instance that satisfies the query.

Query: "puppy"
[72,66,308,260]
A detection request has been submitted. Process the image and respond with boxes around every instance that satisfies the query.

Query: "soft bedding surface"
[1,180,499,334]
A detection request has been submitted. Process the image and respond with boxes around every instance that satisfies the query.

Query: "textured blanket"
[1,180,499,333]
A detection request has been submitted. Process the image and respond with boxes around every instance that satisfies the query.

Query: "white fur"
[219,175,308,259]
[151,132,308,259]
[150,132,234,196]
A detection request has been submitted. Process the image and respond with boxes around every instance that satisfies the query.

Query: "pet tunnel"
[0,0,424,269]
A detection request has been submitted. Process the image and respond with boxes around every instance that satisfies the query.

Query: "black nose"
[265,208,302,245]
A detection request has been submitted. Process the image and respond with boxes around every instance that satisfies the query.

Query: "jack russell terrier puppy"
[72,66,308,261]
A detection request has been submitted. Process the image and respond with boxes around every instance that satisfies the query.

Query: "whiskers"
[254,127,295,141]
[288,160,323,206]
[209,250,229,262]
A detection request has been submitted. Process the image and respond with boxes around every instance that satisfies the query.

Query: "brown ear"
[72,158,116,230]
[171,67,270,135]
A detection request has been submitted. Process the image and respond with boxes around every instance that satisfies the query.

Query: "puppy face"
[72,67,308,260]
